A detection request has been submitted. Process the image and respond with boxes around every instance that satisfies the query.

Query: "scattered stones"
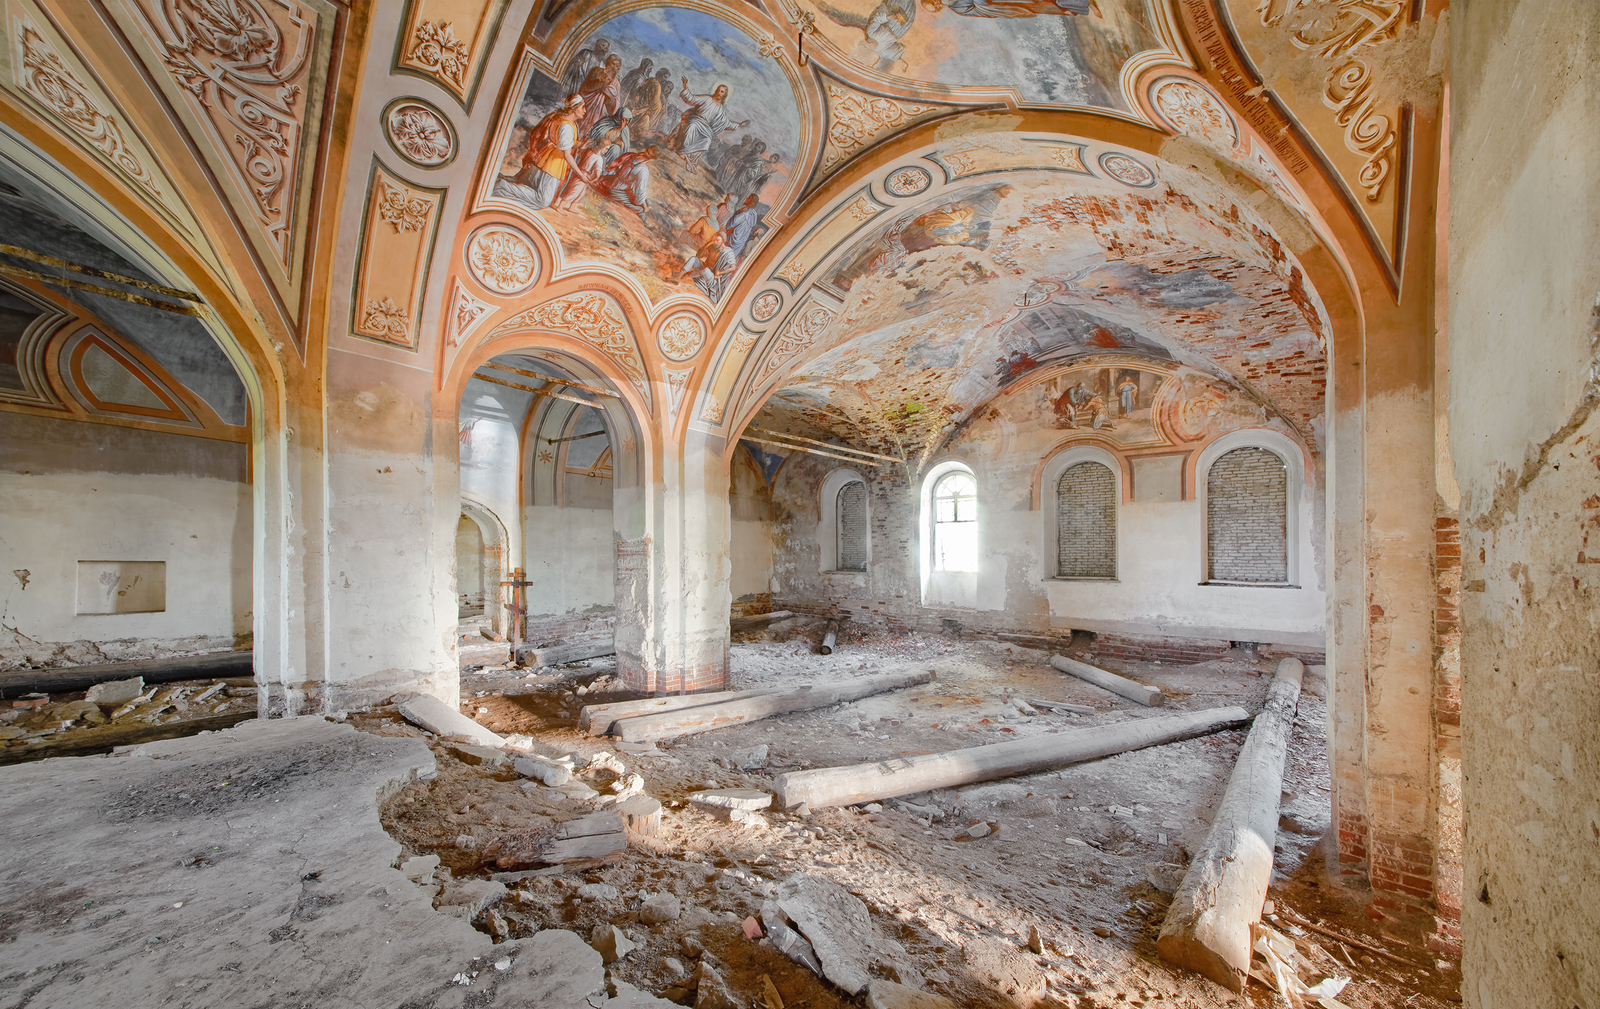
[85,677,144,706]
[956,821,994,841]
[865,979,960,1009]
[640,892,681,923]
[664,956,687,976]
[693,958,740,1009]
[589,923,636,963]
[577,882,619,902]
[1027,924,1043,955]
[682,935,705,958]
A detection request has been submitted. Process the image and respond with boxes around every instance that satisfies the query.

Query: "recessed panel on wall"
[350,161,445,350]
[76,560,165,614]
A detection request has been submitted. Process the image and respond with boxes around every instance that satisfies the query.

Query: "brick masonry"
[1057,462,1116,578]
[1208,447,1289,582]
[837,480,868,571]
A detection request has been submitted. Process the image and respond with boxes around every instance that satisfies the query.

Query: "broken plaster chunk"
[85,677,145,706]
[639,892,681,924]
[400,853,440,885]
[435,878,507,920]
[560,780,600,801]
[513,756,573,787]
[577,882,619,902]
[724,743,769,770]
[865,979,960,1009]
[771,872,873,995]
[689,788,772,812]
[694,958,741,1009]
[448,743,510,767]
[397,694,503,748]
[589,923,636,963]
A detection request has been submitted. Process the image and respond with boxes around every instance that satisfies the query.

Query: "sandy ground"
[362,621,1464,1008]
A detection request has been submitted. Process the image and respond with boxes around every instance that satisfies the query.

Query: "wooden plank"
[730,610,796,631]
[526,638,615,666]
[1027,698,1096,715]
[0,652,253,698]
[614,671,935,742]
[772,706,1251,809]
[578,688,779,735]
[1049,654,1165,707]
[819,620,839,655]
[0,710,257,765]
[1157,660,1304,992]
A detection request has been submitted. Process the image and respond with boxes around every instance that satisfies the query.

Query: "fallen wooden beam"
[0,710,257,765]
[1028,697,1096,715]
[772,705,1250,810]
[1050,654,1165,707]
[1157,659,1303,991]
[614,670,935,742]
[578,688,779,736]
[525,638,614,667]
[730,610,797,632]
[819,620,839,655]
[0,651,253,698]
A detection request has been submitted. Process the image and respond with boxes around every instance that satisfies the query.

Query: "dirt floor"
[362,621,1465,1008]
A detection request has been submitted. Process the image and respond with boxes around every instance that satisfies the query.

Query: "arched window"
[1056,461,1116,578]
[932,471,979,572]
[836,481,868,571]
[1207,446,1289,583]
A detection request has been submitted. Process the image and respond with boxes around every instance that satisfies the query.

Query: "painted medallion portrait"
[487,7,803,302]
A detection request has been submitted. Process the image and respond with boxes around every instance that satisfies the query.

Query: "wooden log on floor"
[578,688,779,736]
[0,651,253,699]
[526,638,614,667]
[0,710,257,765]
[1049,654,1165,707]
[614,670,935,742]
[1156,659,1304,992]
[772,705,1250,810]
[730,610,796,632]
[819,620,839,655]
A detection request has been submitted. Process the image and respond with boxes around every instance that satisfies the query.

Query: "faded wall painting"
[824,180,1012,294]
[489,7,802,301]
[995,300,1172,386]
[792,0,1160,110]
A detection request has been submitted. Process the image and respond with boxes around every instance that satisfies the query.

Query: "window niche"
[818,468,870,575]
[1206,446,1289,584]
[1056,461,1117,579]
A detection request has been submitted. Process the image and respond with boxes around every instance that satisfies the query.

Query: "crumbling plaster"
[1451,2,1600,1005]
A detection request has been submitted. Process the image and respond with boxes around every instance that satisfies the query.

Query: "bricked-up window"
[1056,462,1117,578]
[1208,447,1289,583]
[837,480,868,571]
[933,472,978,572]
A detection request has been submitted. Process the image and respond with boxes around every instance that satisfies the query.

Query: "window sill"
[1200,580,1299,589]
[1051,576,1119,582]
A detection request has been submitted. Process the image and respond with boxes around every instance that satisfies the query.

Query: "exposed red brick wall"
[1338,806,1368,869]
[1369,828,1437,911]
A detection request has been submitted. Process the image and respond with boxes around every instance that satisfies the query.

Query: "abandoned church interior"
[0,0,1593,1006]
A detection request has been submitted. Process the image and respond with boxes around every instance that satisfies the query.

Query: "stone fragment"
[399,853,439,885]
[688,788,772,811]
[590,923,636,963]
[610,772,645,798]
[1028,924,1043,955]
[561,781,600,800]
[85,677,144,706]
[865,980,960,1009]
[664,957,686,976]
[449,743,510,766]
[694,958,740,1009]
[956,821,993,840]
[514,756,573,786]
[725,743,769,769]
[1145,863,1184,894]
[485,907,510,939]
[770,873,872,994]
[742,915,763,939]
[397,694,503,748]
[682,934,704,957]
[436,878,507,920]
[577,882,619,902]
[961,937,1047,1002]
[640,891,681,923]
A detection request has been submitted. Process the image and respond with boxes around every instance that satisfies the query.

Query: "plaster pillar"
[615,431,732,693]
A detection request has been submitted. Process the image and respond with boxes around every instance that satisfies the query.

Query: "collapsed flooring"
[1,630,1465,1007]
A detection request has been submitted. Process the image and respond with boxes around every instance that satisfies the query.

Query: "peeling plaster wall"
[521,505,615,618]
[0,415,250,667]
[1451,4,1600,1005]
[768,398,1324,645]
[730,447,776,607]
[325,353,456,710]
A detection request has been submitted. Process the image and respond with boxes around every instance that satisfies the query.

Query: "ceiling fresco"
[738,147,1327,466]
[481,6,804,303]
[783,0,1162,111]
